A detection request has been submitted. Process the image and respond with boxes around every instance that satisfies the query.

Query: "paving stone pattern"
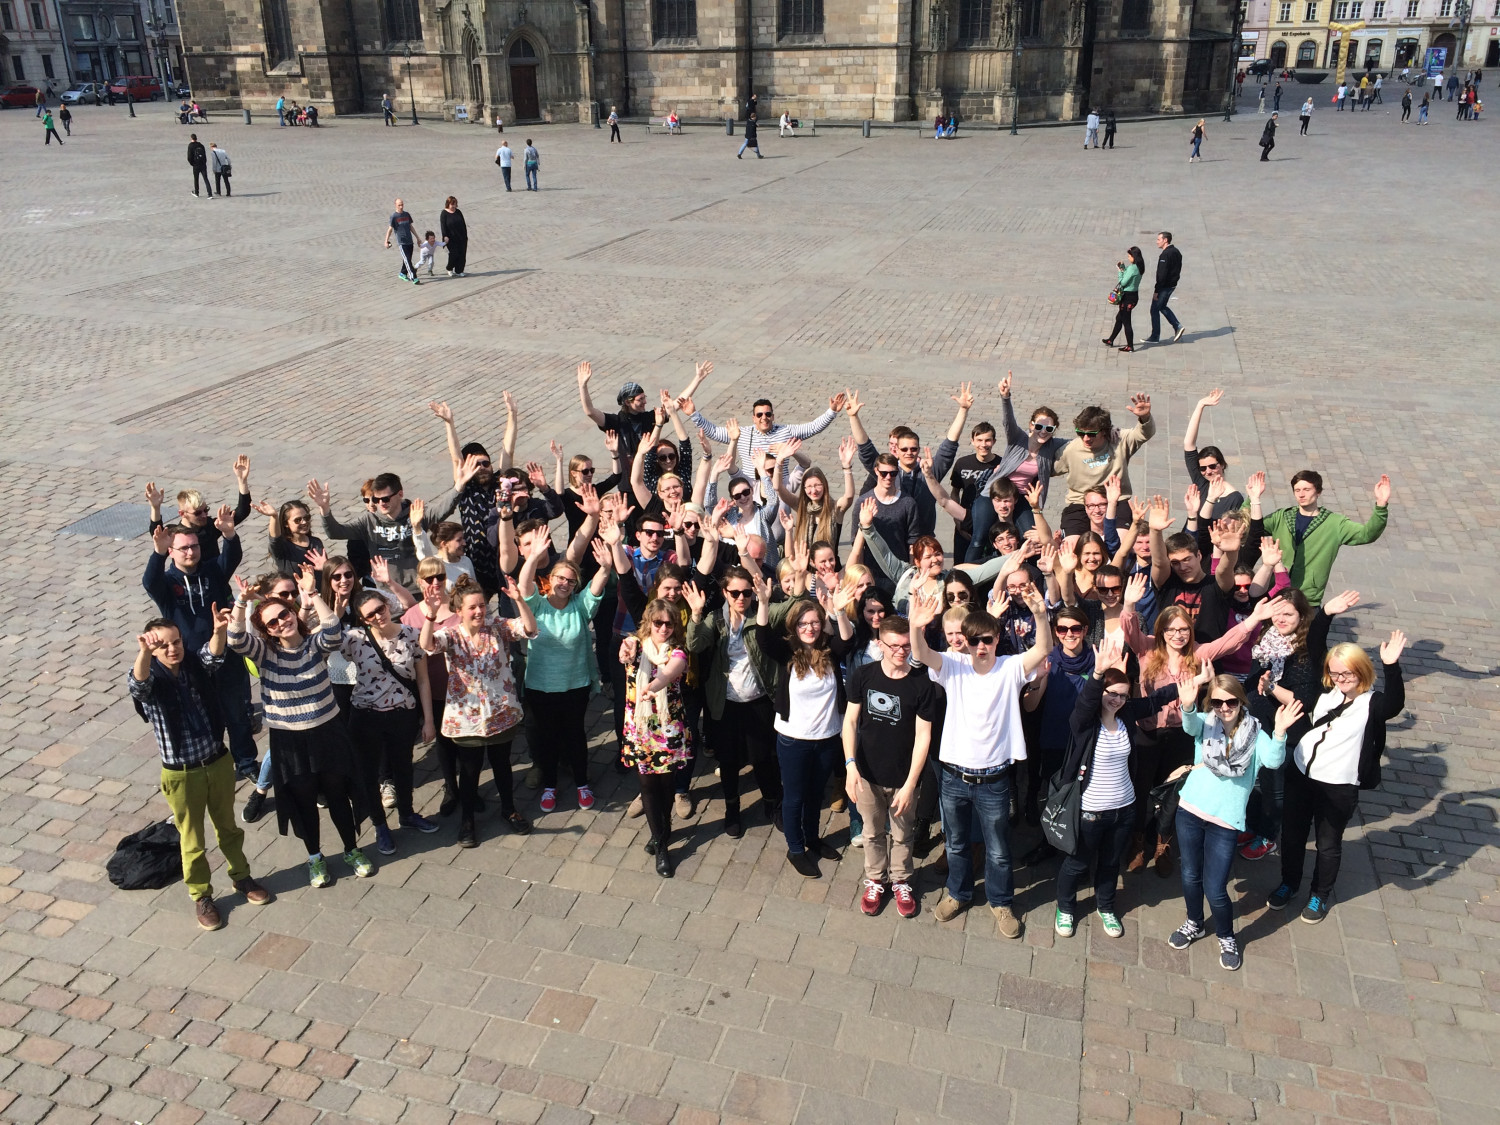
[0,102,1495,1125]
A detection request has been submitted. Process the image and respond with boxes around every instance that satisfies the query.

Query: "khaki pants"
[160,753,249,901]
[855,781,915,884]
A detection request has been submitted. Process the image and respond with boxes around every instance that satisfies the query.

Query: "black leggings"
[446,239,467,274]
[638,771,675,847]
[457,736,516,821]
[281,771,359,856]
[1279,766,1359,897]
[714,696,781,811]
[349,707,419,827]
[527,686,591,789]
[1106,296,1138,346]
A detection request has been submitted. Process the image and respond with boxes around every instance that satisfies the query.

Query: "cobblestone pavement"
[0,99,1495,1125]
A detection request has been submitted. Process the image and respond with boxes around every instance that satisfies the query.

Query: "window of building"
[1405,0,1418,16]
[1494,0,1499,17]
[1350,1,1362,14]
[28,0,41,27]
[1304,2,1317,20]
[261,0,294,64]
[1364,37,1382,62]
[1438,0,1451,14]
[163,0,174,23]
[70,12,93,37]
[779,0,823,35]
[41,52,53,77]
[653,0,696,38]
[958,0,992,42]
[384,0,422,43]
[114,13,136,38]
[1021,0,1042,36]
[12,54,25,79]
[1297,38,1318,60]
[1121,0,1151,31]
[1371,0,1384,14]
[1278,1,1291,18]
[1335,1,1347,17]
[0,3,12,30]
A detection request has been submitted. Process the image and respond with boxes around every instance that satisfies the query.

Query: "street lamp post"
[1010,0,1022,135]
[404,43,419,124]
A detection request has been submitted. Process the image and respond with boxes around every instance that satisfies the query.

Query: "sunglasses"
[754,411,774,419]
[262,610,294,628]
[1075,430,1100,438]
[947,591,971,602]
[638,527,664,537]
[421,574,446,584]
[650,619,675,629]
[332,571,356,582]
[577,467,595,477]
[473,460,492,469]
[896,446,919,455]
[656,452,678,462]
[1234,582,1253,591]
[1055,624,1086,635]
[187,506,210,516]
[362,497,375,505]
[730,490,752,501]
[875,469,897,479]
[362,605,389,621]
[370,494,397,506]
[1032,422,1056,433]
[681,521,700,531]
[1199,463,1221,472]
[725,588,753,599]
[1210,697,1240,709]
[1095,585,1122,595]
[969,635,997,646]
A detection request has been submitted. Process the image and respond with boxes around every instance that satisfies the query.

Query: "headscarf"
[1198,711,1263,779]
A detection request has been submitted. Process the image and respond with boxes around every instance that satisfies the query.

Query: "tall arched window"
[958,0,992,43]
[1021,0,1042,37]
[1296,39,1317,63]
[779,0,823,37]
[385,0,422,44]
[261,0,293,65]
[654,0,697,39]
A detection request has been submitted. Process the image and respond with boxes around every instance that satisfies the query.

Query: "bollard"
[725,117,734,135]
[243,108,252,124]
[862,119,871,137]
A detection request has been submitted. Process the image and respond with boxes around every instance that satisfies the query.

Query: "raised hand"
[1197,388,1224,409]
[1205,476,1229,501]
[839,435,857,469]
[503,575,522,603]
[725,417,741,445]
[576,482,601,518]
[1124,571,1148,606]
[233,454,251,487]
[211,601,233,631]
[826,389,849,414]
[1104,473,1121,505]
[681,581,707,616]
[694,359,713,383]
[502,389,516,416]
[145,481,165,509]
[1095,632,1127,671]
[1194,658,1216,689]
[137,631,161,656]
[844,389,863,416]
[590,537,613,571]
[988,591,1011,618]
[213,503,237,537]
[296,564,319,595]
[751,572,774,606]
[231,573,252,599]
[304,546,328,571]
[998,371,1012,398]
[1373,474,1392,506]
[653,404,668,428]
[428,400,453,423]
[780,436,803,461]
[1245,470,1266,500]
[409,497,425,528]
[576,360,593,388]
[1146,495,1173,531]
[598,514,622,547]
[1127,392,1152,418]
[675,393,696,415]
[1024,480,1044,511]
[659,388,674,412]
[777,507,794,532]
[713,450,735,478]
[1251,595,1285,623]
[602,429,619,456]
[249,499,276,517]
[306,479,331,513]
[1258,535,1283,569]
[1184,483,1202,517]
[1379,629,1407,664]
[908,589,941,629]
[920,446,935,475]
[370,556,392,585]
[549,439,565,464]
[1209,517,1242,552]
[1127,496,1147,523]
[859,495,877,529]
[711,497,731,521]
[1324,588,1360,615]
[787,537,810,576]
[1020,586,1048,618]
[951,381,975,410]
[1274,699,1305,737]
[1055,542,1077,573]
[527,532,551,563]
[525,461,547,489]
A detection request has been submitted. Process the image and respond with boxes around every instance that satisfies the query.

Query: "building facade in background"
[175,0,1239,123]
[1,0,67,89]
[1250,0,1489,73]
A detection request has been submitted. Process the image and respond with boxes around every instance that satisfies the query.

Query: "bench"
[646,117,683,134]
[779,117,816,136]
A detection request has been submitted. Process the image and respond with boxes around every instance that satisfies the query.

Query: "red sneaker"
[577,787,595,811]
[539,788,557,813]
[858,879,886,916]
[1239,836,1276,861]
[891,882,918,918]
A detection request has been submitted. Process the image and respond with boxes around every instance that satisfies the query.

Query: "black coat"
[1155,244,1182,290]
[745,117,759,142]
[1260,120,1277,144]
[440,208,467,246]
[187,140,207,167]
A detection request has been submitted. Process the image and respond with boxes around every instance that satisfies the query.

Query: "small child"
[414,231,438,276]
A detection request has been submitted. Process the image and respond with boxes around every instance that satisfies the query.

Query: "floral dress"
[621,647,691,775]
[429,620,525,739]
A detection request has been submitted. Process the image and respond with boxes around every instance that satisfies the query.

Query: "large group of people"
[131,345,1405,976]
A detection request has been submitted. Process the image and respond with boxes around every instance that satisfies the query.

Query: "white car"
[60,82,104,105]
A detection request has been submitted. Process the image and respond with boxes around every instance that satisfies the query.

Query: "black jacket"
[1261,119,1277,143]
[1156,244,1182,290]
[745,117,759,142]
[187,140,207,167]
[1057,675,1178,798]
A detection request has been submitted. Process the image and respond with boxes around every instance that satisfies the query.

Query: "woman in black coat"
[440,196,468,277]
[1259,113,1277,161]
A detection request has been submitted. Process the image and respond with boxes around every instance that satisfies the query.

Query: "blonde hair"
[655,472,684,496]
[176,488,204,509]
[1323,644,1376,693]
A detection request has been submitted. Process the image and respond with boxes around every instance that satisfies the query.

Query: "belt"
[941,761,1011,785]
[163,747,228,772]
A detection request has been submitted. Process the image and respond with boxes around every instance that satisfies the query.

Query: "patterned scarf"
[1251,628,1296,685]
[456,483,500,591]
[1199,711,1263,779]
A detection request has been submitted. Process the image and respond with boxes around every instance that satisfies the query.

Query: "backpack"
[106,820,182,890]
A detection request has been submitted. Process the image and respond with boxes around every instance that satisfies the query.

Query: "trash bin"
[862,119,871,137]
[242,108,252,124]
[725,117,734,135]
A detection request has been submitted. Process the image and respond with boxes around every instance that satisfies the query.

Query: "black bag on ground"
[106,820,181,890]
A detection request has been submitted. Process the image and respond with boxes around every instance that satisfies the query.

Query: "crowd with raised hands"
[129,369,1405,972]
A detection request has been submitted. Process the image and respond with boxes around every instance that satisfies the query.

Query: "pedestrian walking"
[1146,232,1183,345]
[59,104,72,136]
[210,142,232,196]
[1418,92,1429,124]
[1085,107,1100,148]
[440,196,467,276]
[523,139,540,190]
[1273,83,1282,112]
[1102,108,1117,148]
[188,133,212,195]
[737,112,762,158]
[1300,97,1312,134]
[1103,246,1144,352]
[35,87,46,117]
[384,197,420,284]
[1189,118,1204,161]
[495,140,513,190]
[43,109,63,145]
[1335,83,1345,111]
[276,95,286,126]
[382,93,395,125]
[1257,87,1265,114]
[1259,113,1277,161]
[1400,89,1411,122]
[1447,72,1458,101]
[1373,73,1383,102]
[608,105,621,142]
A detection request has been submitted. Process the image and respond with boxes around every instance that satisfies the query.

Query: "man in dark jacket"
[737,113,762,158]
[187,133,212,197]
[1146,231,1184,344]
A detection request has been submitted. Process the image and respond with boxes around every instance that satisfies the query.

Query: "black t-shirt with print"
[600,410,657,473]
[1158,571,1230,643]
[948,453,998,538]
[848,663,941,788]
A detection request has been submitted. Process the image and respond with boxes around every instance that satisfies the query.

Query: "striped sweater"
[229,611,342,731]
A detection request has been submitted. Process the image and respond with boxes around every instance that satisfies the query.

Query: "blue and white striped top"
[229,611,342,731]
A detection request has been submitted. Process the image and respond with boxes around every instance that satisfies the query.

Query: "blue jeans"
[1056,803,1133,915]
[256,748,275,791]
[1175,807,1239,938]
[737,139,760,156]
[215,652,258,773]
[524,164,538,190]
[1149,287,1180,339]
[775,734,839,854]
[1191,136,1202,158]
[938,764,1014,907]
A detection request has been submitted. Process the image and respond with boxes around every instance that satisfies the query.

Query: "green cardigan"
[1260,504,1388,605]
[1116,262,1142,294]
[686,597,798,721]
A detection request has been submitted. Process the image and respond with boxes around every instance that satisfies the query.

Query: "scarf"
[1251,628,1296,685]
[456,483,500,590]
[1049,644,1095,681]
[633,636,676,732]
[1198,711,1263,779]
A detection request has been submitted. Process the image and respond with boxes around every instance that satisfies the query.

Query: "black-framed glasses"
[362,496,376,505]
[332,570,357,582]
[420,574,446,585]
[1103,689,1130,701]
[262,610,294,628]
[946,590,971,602]
[1055,624,1086,635]
[880,638,912,652]
[1199,462,1221,472]
[730,490,752,501]
[876,469,897,479]
[656,451,678,462]
[172,541,201,552]
[969,635,997,646]
[681,521,701,531]
[638,527,664,537]
[1210,697,1240,709]
[577,467,595,477]
[472,459,492,469]
[754,410,774,419]
[362,604,389,621]
[725,588,753,599]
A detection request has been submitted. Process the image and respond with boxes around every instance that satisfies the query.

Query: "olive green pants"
[160,752,249,901]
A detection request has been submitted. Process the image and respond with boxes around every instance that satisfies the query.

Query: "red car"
[107,75,163,101]
[0,85,42,108]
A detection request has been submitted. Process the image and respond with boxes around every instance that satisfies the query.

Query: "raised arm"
[1344,476,1391,545]
[1113,497,1146,569]
[834,437,857,517]
[230,456,253,526]
[1146,495,1174,588]
[1019,588,1053,675]
[563,485,601,567]
[844,389,874,451]
[781,391,845,440]
[944,382,974,445]
[500,390,518,470]
[921,447,967,521]
[428,401,463,476]
[515,533,549,599]
[998,373,1028,447]
[577,361,607,429]
[907,589,942,671]
[1183,388,1222,453]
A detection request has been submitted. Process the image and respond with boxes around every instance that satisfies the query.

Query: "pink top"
[1119,608,1259,731]
[1008,454,1040,491]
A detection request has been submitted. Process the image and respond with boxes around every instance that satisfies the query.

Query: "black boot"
[457,818,478,848]
[655,850,674,878]
[724,800,744,839]
[439,785,458,818]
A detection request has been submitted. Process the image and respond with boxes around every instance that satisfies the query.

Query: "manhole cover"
[60,502,155,540]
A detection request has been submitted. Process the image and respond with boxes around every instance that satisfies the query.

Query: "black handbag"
[1147,776,1187,837]
[1040,767,1086,855]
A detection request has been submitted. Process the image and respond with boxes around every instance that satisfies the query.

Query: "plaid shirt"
[128,644,225,768]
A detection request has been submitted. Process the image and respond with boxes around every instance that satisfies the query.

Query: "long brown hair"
[250,596,311,641]
[1142,606,1201,684]
[634,597,684,648]
[791,468,836,548]
[785,598,834,680]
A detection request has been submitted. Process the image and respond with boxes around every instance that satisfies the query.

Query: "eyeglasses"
[172,542,201,552]
[1032,422,1056,433]
[656,452,678,462]
[650,619,675,629]
[896,446,919,455]
[1210,697,1240,709]
[362,497,375,505]
[880,639,912,653]
[262,610,294,628]
[754,410,774,419]
[1055,624,1086,635]
[681,521,700,531]
[370,494,397,506]
[638,527,664,537]
[473,460,492,469]
[1084,501,1108,511]
[421,574,446,585]
[187,506,209,516]
[362,605,389,621]
[551,574,576,586]
[796,619,822,631]
[730,490,751,501]
[969,635,997,646]
[725,588,753,599]
[1198,462,1221,472]
[1163,626,1192,637]
[1095,584,1122,595]
[1103,690,1130,701]
[1234,581,1253,591]
[946,591,971,602]
[875,469,897,479]
[1328,669,1360,682]
[1075,430,1100,438]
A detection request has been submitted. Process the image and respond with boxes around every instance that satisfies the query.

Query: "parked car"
[1246,59,1274,77]
[60,82,106,105]
[107,75,163,101]
[0,84,42,108]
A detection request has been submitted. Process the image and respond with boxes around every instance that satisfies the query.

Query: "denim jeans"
[215,652,257,773]
[737,139,760,156]
[938,765,1014,907]
[1245,760,1285,843]
[775,734,840,855]
[1175,807,1239,938]
[1056,803,1133,915]
[1149,287,1181,339]
[524,164,538,190]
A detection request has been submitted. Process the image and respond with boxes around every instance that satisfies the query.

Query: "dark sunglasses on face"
[1210,696,1240,708]
[754,411,773,419]
[725,588,753,599]
[333,571,356,582]
[1075,430,1100,438]
[969,635,997,646]
[875,469,897,479]
[473,460,492,469]
[656,451,677,462]
[577,467,595,477]
[897,446,919,455]
[421,574,445,584]
[681,521,700,530]
[730,490,751,501]
[638,527,664,537]
[363,605,388,621]
[263,610,294,628]
[947,590,970,602]
[371,494,397,506]
[1096,584,1122,595]
[187,506,209,516]
[1056,624,1086,635]
[1199,463,1220,472]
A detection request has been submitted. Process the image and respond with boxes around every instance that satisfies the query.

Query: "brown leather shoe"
[195,897,223,931]
[1153,839,1174,878]
[991,903,1023,939]
[1125,832,1147,873]
[234,878,273,905]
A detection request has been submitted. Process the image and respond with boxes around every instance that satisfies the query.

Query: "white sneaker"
[850,834,864,849]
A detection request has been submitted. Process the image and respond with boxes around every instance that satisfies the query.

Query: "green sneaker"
[344,848,376,878]
[308,855,330,888]
[1054,909,1075,938]
[1097,910,1124,938]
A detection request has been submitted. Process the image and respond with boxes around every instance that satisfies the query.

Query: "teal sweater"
[1177,706,1286,832]
[1116,262,1142,294]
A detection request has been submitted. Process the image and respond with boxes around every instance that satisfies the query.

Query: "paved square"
[0,101,1496,1125]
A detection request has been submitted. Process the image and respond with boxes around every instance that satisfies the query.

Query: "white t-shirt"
[775,666,841,740]
[929,652,1034,770]
[496,146,513,167]
[724,616,763,703]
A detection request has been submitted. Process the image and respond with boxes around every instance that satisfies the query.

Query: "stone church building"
[180,0,1236,124]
